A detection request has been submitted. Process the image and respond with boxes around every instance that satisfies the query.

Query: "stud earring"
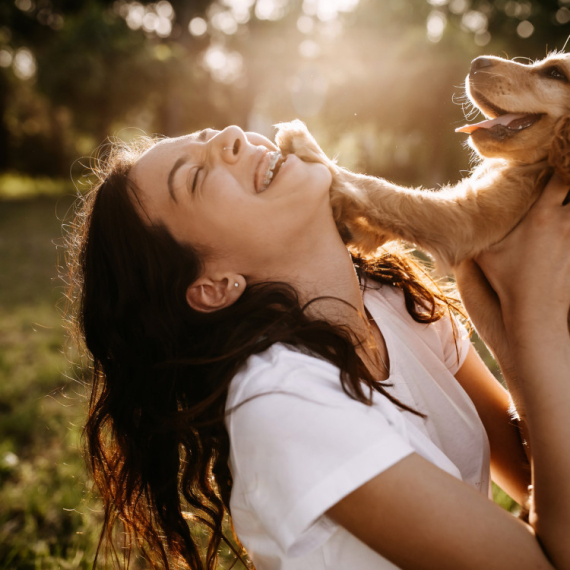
[234,282,239,288]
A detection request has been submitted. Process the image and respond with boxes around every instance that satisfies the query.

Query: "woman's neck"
[289,227,391,379]
[275,227,366,329]
[261,224,391,376]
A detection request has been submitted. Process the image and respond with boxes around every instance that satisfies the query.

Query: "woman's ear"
[186,275,245,313]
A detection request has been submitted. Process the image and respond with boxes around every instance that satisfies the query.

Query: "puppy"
[273,53,570,274]
[273,55,570,476]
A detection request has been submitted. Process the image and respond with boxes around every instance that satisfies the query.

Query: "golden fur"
[273,53,570,274]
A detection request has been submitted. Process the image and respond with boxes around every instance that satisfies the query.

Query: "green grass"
[0,193,518,569]
[0,195,102,569]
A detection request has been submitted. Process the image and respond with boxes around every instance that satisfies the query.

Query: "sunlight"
[203,45,243,83]
[211,10,238,34]
[517,20,534,38]
[462,11,488,34]
[255,0,289,21]
[13,48,36,80]
[427,10,446,43]
[449,0,468,14]
[302,0,359,21]
[297,15,314,33]
[189,17,208,36]
[120,1,174,37]
[0,49,13,68]
[557,7,570,24]
[222,0,255,23]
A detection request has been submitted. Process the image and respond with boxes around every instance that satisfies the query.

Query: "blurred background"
[0,0,568,567]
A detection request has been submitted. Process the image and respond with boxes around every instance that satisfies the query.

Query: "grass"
[0,195,103,569]
[0,189,518,569]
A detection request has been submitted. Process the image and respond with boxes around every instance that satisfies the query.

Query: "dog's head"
[457,53,570,163]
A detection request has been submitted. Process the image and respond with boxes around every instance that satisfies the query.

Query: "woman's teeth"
[259,151,282,193]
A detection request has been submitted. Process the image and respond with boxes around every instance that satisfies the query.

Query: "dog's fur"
[273,55,569,520]
[273,53,570,274]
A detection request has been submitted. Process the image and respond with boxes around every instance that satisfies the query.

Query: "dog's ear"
[549,114,570,185]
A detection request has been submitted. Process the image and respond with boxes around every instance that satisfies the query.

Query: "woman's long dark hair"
[65,136,467,569]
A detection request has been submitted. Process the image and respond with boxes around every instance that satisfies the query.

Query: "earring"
[234,282,239,288]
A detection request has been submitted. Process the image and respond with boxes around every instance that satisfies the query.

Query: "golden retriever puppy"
[273,52,570,273]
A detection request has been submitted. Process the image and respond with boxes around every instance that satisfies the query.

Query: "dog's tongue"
[455,113,528,133]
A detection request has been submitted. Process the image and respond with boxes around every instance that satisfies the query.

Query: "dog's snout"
[470,57,495,74]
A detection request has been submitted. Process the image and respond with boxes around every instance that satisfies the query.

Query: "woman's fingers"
[475,174,570,319]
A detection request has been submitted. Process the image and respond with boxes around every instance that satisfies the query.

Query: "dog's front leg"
[454,260,517,379]
[330,168,461,269]
[333,161,548,273]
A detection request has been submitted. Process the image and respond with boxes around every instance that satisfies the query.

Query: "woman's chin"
[312,161,333,189]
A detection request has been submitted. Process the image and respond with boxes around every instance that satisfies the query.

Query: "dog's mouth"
[455,91,543,140]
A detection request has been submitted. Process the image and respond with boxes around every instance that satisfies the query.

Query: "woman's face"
[131,126,333,281]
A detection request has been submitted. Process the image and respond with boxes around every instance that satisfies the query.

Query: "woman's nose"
[214,125,246,164]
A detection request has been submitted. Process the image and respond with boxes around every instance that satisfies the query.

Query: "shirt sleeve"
[227,352,415,558]
[432,311,471,376]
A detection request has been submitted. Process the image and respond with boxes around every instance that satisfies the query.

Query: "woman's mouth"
[256,151,284,193]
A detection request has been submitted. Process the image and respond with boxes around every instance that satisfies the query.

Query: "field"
[0,187,517,569]
[0,193,102,569]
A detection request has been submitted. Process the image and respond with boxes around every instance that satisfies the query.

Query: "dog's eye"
[545,66,568,81]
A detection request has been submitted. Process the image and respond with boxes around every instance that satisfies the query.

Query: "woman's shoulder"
[226,342,341,410]
[362,278,410,313]
[363,278,470,374]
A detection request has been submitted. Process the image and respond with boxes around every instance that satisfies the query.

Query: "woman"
[67,125,570,569]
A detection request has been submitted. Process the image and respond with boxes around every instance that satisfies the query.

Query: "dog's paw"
[274,120,337,171]
[274,121,392,254]
[329,170,387,251]
[549,114,570,185]
[343,217,391,254]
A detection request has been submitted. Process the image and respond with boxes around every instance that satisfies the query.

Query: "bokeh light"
[13,48,36,80]
[255,0,289,20]
[556,7,570,24]
[203,44,243,83]
[189,16,208,36]
[517,19,534,38]
[0,48,13,67]
[427,10,447,42]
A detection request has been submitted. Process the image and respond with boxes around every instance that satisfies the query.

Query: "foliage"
[1,0,569,181]
[0,197,99,569]
[0,173,73,199]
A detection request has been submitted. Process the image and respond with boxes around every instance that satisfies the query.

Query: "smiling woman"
[129,126,333,299]
[65,122,570,570]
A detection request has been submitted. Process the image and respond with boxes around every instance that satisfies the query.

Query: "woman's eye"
[192,167,202,193]
[546,67,567,81]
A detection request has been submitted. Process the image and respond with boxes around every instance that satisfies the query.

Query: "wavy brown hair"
[65,135,468,569]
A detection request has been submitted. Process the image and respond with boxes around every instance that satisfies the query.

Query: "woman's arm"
[475,174,570,567]
[454,345,531,505]
[326,175,570,568]
[326,452,551,570]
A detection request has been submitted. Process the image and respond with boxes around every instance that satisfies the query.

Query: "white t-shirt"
[225,282,491,569]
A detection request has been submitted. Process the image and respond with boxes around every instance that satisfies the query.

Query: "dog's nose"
[470,57,494,74]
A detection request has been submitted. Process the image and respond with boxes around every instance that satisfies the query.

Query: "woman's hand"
[475,174,570,332]
[456,174,570,390]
